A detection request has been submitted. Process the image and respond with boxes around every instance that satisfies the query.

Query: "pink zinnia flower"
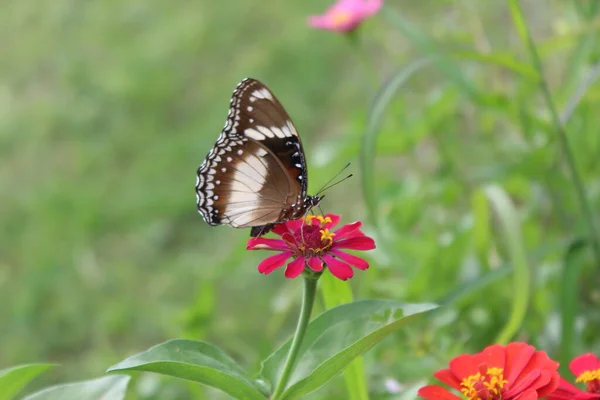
[547,354,600,399]
[418,342,560,400]
[308,0,383,33]
[246,214,375,280]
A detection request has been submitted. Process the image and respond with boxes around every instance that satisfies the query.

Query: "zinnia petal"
[308,15,332,29]
[322,254,353,280]
[246,237,290,251]
[505,342,536,384]
[257,251,293,274]
[307,256,323,272]
[285,257,306,279]
[514,389,538,400]
[475,344,506,370]
[417,385,462,400]
[272,223,291,236]
[546,378,583,400]
[332,236,376,250]
[504,370,541,397]
[286,218,305,233]
[510,350,558,391]
[449,353,478,379]
[323,214,341,229]
[570,353,600,378]
[330,249,369,270]
[536,369,561,397]
[433,368,461,391]
[332,221,362,239]
[360,0,383,17]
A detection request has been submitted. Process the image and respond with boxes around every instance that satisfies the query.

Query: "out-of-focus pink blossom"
[308,0,382,33]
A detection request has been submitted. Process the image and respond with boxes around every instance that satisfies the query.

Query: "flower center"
[331,9,353,27]
[293,216,335,256]
[460,365,507,400]
[576,369,600,393]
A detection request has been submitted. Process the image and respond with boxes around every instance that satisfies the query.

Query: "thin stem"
[346,30,379,90]
[271,277,318,400]
[508,0,600,265]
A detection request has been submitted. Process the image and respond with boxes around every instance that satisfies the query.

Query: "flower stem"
[508,0,600,266]
[271,277,318,400]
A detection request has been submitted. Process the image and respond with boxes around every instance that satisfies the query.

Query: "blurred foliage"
[2,0,600,398]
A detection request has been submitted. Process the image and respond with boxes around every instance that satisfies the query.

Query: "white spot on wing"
[251,88,274,100]
[270,126,286,138]
[257,126,274,138]
[286,121,298,137]
[245,128,265,140]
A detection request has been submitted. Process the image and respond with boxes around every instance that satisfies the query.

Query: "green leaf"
[22,375,130,400]
[320,274,368,400]
[107,339,265,400]
[450,49,537,80]
[261,300,437,399]
[0,364,55,400]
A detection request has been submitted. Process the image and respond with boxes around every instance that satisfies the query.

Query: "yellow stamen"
[303,215,332,226]
[460,368,507,399]
[576,369,600,383]
[320,229,335,245]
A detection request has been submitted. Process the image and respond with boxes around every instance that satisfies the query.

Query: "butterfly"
[195,78,322,237]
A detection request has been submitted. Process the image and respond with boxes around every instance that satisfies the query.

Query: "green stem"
[346,30,379,90]
[508,0,600,266]
[271,277,318,400]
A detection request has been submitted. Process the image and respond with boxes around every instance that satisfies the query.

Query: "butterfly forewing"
[196,78,311,230]
[228,79,308,198]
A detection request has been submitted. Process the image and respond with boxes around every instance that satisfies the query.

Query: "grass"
[2,0,600,398]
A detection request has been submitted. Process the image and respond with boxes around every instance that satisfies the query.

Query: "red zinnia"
[246,214,375,280]
[418,342,560,400]
[547,353,600,399]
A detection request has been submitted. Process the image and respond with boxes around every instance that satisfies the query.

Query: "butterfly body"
[195,78,321,236]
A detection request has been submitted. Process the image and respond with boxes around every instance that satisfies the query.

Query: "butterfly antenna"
[316,174,353,196]
[315,162,352,196]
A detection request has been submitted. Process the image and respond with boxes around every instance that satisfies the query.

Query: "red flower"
[308,0,382,33]
[547,354,600,399]
[418,342,560,400]
[246,214,375,280]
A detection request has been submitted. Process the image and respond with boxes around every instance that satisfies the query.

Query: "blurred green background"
[2,0,600,398]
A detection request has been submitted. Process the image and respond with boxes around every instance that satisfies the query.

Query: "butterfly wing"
[228,78,308,201]
[196,78,308,228]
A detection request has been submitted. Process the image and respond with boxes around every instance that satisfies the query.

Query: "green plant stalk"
[508,0,600,266]
[560,240,587,375]
[271,277,318,400]
[484,185,530,344]
[346,29,379,90]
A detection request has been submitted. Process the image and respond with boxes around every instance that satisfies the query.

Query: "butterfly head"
[306,195,322,210]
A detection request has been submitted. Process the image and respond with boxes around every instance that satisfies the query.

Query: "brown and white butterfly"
[195,78,321,237]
